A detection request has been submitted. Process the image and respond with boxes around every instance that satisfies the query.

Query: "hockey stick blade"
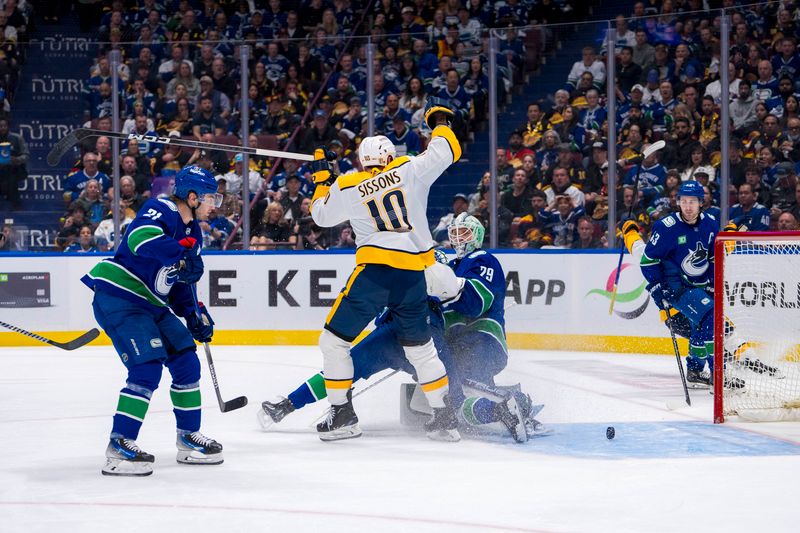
[222,396,249,412]
[47,128,94,166]
[0,321,100,350]
[642,139,666,158]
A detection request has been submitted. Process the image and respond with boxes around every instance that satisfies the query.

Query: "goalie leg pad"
[319,329,354,405]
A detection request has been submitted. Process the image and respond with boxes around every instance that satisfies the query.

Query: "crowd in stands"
[439,0,800,250]
[54,0,589,252]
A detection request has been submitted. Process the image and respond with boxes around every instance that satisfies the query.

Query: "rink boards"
[0,250,683,353]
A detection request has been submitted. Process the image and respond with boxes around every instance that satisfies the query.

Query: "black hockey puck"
[606,426,615,440]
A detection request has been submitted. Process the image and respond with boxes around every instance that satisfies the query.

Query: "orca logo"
[681,242,709,277]
[155,265,179,296]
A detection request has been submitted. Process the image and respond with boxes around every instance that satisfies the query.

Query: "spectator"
[502,168,533,218]
[776,211,800,231]
[157,44,192,84]
[296,220,330,251]
[744,164,770,206]
[662,117,700,172]
[566,46,605,91]
[333,224,357,249]
[571,216,603,249]
[116,175,146,213]
[704,62,741,106]
[64,224,99,253]
[632,29,655,73]
[731,80,760,135]
[214,176,242,221]
[616,46,642,95]
[626,148,666,203]
[218,153,264,197]
[94,207,135,251]
[192,95,226,139]
[544,166,585,209]
[0,117,28,210]
[387,115,421,156]
[280,174,308,221]
[514,189,553,249]
[753,60,779,102]
[64,152,111,204]
[505,131,534,166]
[152,132,192,176]
[680,145,708,182]
[299,109,338,153]
[729,183,770,231]
[539,195,585,248]
[754,114,785,152]
[0,222,18,251]
[196,75,231,119]
[56,202,89,249]
[251,202,295,250]
[432,193,470,243]
[75,179,108,225]
[769,162,797,217]
[200,205,234,250]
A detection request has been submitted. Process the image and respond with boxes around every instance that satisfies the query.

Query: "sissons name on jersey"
[357,170,402,198]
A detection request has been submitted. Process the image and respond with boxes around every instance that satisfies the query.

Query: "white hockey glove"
[425,262,464,303]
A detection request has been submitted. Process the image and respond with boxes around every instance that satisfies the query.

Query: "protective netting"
[718,238,800,421]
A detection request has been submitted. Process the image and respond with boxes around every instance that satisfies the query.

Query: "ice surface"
[2,345,800,532]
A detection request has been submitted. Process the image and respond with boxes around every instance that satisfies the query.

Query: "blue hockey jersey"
[443,250,507,353]
[81,198,200,318]
[641,212,717,291]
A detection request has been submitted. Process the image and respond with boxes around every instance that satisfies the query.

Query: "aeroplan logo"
[585,263,649,319]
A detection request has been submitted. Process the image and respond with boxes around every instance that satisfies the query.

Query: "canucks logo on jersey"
[681,242,710,277]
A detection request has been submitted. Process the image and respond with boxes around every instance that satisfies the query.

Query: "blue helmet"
[677,180,704,201]
[174,165,218,201]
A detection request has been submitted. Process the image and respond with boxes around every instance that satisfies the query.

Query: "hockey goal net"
[714,232,800,423]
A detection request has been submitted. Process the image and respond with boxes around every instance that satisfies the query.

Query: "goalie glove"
[425,262,465,303]
[424,97,455,130]
[310,148,337,186]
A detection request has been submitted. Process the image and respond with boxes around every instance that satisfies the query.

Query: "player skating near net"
[308,98,462,442]
[623,198,782,392]
[82,166,224,476]
[259,220,548,442]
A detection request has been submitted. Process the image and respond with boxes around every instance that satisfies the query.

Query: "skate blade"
[318,424,362,442]
[256,407,276,431]
[526,420,554,438]
[176,450,224,465]
[102,458,153,476]
[687,382,710,390]
[426,428,461,442]
[528,403,545,419]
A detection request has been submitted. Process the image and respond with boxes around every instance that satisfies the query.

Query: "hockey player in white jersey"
[309,97,462,442]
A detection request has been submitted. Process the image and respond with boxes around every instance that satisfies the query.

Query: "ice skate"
[102,437,154,476]
[494,396,527,443]
[176,431,224,464]
[686,369,712,389]
[317,392,361,441]
[257,396,296,430]
[424,395,461,442]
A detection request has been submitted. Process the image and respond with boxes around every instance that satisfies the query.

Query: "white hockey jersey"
[311,125,461,270]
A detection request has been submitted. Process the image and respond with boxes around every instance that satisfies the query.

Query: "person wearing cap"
[386,114,421,157]
[280,173,308,221]
[392,5,424,35]
[212,175,242,221]
[729,182,771,231]
[337,96,366,142]
[56,202,90,249]
[217,153,264,197]
[431,193,471,244]
[769,162,798,216]
[624,143,667,203]
[641,70,661,106]
[196,74,231,119]
[617,85,647,130]
[299,108,339,153]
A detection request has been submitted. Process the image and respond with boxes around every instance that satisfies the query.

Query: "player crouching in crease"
[622,184,747,392]
[82,166,224,476]
[306,98,463,442]
[624,215,782,388]
[259,218,549,443]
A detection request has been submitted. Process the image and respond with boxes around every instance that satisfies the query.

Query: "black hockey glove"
[647,282,674,312]
[186,302,214,343]
[176,247,204,284]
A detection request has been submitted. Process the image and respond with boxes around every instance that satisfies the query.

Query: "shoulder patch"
[662,215,676,228]
[468,250,487,258]
[336,170,373,190]
[157,198,178,211]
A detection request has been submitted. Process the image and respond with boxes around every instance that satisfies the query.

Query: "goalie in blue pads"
[258,215,547,442]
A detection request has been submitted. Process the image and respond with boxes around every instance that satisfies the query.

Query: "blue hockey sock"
[166,351,202,433]
[462,397,499,425]
[111,360,162,440]
[288,373,327,409]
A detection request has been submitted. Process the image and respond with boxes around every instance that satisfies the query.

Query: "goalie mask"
[448,213,485,258]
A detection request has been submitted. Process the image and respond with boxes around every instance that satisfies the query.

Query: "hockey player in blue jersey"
[258,215,547,442]
[83,165,224,476]
[640,181,718,387]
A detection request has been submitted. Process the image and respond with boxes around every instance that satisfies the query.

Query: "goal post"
[714,231,800,423]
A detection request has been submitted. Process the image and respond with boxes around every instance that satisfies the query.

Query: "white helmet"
[359,135,396,168]
[448,213,485,259]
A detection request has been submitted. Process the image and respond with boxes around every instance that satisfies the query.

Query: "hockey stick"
[608,140,666,315]
[0,320,100,350]
[663,304,692,406]
[189,285,248,413]
[47,128,315,167]
[309,369,400,427]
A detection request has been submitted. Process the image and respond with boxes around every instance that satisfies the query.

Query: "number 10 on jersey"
[364,189,413,232]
